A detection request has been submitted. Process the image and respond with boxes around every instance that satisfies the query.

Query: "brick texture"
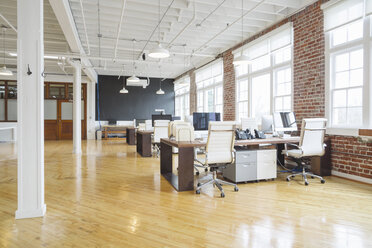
[223,51,235,121]
[189,71,196,114]
[178,0,372,181]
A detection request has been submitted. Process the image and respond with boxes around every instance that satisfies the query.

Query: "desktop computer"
[273,112,297,137]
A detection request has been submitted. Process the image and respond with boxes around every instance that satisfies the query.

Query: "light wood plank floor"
[0,140,372,248]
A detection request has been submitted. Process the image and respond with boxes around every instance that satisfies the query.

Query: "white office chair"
[145,120,153,131]
[152,120,170,157]
[138,123,146,131]
[282,118,327,186]
[195,121,238,197]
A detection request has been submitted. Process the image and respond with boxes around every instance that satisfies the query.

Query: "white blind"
[233,23,292,59]
[323,0,363,32]
[366,0,372,16]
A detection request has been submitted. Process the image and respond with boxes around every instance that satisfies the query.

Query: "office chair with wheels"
[282,118,327,186]
[195,121,238,198]
[152,120,170,157]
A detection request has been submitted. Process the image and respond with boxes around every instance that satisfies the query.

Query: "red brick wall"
[223,51,235,121]
[189,71,196,114]
[292,2,325,121]
[179,0,372,182]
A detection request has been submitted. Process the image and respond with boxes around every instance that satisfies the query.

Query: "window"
[174,76,190,120]
[234,24,293,123]
[323,0,372,129]
[195,61,223,116]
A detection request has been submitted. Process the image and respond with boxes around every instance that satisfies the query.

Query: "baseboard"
[15,204,46,219]
[331,170,372,185]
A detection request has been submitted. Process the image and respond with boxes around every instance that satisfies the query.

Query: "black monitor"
[152,114,172,126]
[193,112,221,131]
[108,119,117,125]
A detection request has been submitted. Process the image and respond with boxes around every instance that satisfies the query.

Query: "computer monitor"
[261,115,273,133]
[108,119,117,125]
[273,112,297,132]
[172,116,181,121]
[152,114,172,126]
[192,112,221,131]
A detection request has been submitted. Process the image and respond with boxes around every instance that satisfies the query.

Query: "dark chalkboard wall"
[96,75,175,120]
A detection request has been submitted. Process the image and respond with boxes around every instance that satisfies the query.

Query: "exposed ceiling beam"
[48,0,97,82]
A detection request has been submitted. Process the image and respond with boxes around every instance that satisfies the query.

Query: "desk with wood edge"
[126,127,136,145]
[136,130,153,157]
[160,136,300,192]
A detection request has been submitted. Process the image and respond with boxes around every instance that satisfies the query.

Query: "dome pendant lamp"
[149,0,170,59]
[0,27,13,76]
[233,0,251,65]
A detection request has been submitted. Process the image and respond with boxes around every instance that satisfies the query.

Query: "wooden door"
[44,99,86,140]
[58,100,86,140]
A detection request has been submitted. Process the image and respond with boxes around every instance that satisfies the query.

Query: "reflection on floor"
[0,140,372,247]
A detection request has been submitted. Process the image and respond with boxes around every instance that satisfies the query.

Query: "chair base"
[152,144,160,158]
[286,167,325,186]
[194,164,208,175]
[196,171,238,197]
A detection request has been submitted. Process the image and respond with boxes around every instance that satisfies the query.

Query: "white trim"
[15,204,46,219]
[332,170,372,184]
[321,0,343,10]
[326,127,359,136]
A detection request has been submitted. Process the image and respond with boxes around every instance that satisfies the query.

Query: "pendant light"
[156,80,165,95]
[148,0,170,59]
[127,39,140,83]
[0,27,13,76]
[156,66,165,95]
[233,0,251,65]
[119,66,129,93]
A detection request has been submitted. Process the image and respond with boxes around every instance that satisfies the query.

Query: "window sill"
[326,127,359,136]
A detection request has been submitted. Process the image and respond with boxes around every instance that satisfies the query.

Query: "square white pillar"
[72,61,82,154]
[16,0,46,219]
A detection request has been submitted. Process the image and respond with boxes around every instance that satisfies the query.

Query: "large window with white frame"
[234,23,293,123]
[195,60,223,116]
[323,0,372,130]
[174,76,190,120]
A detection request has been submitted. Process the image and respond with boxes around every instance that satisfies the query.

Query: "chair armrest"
[285,143,300,149]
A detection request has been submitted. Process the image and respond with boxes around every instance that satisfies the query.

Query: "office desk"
[160,137,300,192]
[160,139,205,191]
[126,127,136,145]
[102,125,129,140]
[136,130,153,157]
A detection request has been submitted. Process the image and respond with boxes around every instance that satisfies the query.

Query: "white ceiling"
[0,0,316,80]
[0,0,79,77]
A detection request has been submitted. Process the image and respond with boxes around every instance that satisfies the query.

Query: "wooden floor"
[1,140,372,247]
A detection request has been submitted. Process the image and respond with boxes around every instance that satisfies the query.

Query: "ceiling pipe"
[0,13,17,33]
[46,53,187,66]
[166,0,196,48]
[137,0,176,60]
[79,0,91,55]
[192,0,265,56]
[114,0,127,59]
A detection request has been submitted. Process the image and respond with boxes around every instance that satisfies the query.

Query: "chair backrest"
[170,121,190,137]
[299,118,327,157]
[138,123,146,131]
[174,125,194,142]
[206,121,236,164]
[145,120,152,130]
[241,117,258,131]
[153,120,170,143]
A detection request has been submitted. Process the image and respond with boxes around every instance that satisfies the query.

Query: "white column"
[16,0,46,219]
[87,81,96,140]
[73,61,82,154]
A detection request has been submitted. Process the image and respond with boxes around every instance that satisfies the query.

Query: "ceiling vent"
[126,79,149,88]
